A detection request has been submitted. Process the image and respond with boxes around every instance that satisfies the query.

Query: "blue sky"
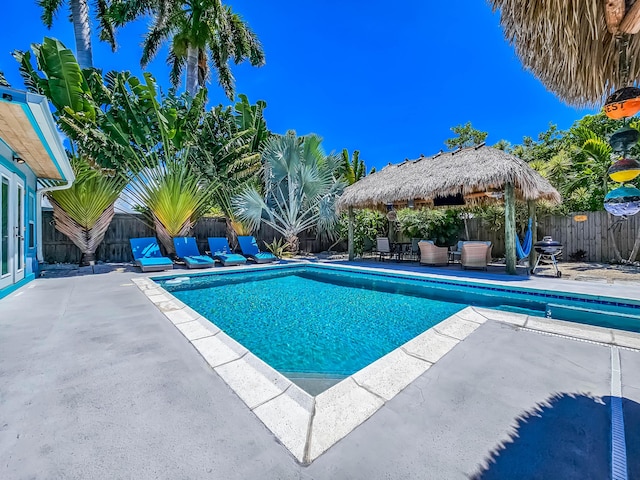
[0,1,594,171]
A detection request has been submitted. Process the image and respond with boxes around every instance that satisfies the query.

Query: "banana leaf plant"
[48,157,125,265]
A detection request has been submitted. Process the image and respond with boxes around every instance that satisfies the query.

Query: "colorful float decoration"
[609,126,640,153]
[608,158,640,182]
[604,186,640,216]
[604,87,640,120]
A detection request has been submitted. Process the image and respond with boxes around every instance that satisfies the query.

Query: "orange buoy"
[604,87,640,120]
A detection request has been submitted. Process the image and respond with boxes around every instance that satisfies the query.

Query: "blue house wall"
[0,137,39,299]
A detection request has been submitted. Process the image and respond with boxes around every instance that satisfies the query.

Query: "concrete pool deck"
[1,264,640,478]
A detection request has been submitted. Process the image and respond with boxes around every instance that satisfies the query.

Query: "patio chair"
[173,237,215,269]
[207,237,247,266]
[237,236,278,263]
[376,237,393,261]
[461,243,493,270]
[418,240,449,266]
[129,237,173,273]
[451,240,492,263]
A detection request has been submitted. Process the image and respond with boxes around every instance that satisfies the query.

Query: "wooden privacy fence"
[466,211,640,263]
[42,211,333,264]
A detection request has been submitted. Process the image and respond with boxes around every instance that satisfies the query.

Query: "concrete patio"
[1,265,639,479]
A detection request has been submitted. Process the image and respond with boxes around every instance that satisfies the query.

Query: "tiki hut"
[490,0,640,107]
[337,145,561,274]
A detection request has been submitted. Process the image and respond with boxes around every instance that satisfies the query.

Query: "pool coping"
[131,262,640,464]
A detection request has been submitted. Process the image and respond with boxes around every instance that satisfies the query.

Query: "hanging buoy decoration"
[604,186,640,216]
[609,126,640,153]
[604,87,640,120]
[608,158,640,182]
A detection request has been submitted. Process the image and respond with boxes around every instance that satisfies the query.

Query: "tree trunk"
[627,223,640,262]
[70,0,93,69]
[185,45,199,96]
[287,235,300,254]
[607,213,624,262]
[348,207,354,261]
[528,200,537,269]
[504,183,517,274]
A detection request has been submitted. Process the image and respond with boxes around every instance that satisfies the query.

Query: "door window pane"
[1,177,8,276]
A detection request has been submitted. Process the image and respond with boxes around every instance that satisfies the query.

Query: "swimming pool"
[158,263,640,381]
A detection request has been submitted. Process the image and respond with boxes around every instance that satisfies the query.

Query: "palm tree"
[340,149,366,185]
[109,0,265,99]
[37,0,116,69]
[233,131,346,253]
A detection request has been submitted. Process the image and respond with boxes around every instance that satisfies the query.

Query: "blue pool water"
[159,264,640,378]
[163,268,466,376]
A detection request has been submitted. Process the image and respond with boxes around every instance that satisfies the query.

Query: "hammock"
[516,218,533,259]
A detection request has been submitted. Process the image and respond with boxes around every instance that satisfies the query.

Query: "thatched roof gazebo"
[490,0,640,107]
[337,145,561,274]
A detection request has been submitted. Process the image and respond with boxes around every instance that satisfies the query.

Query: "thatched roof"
[337,145,561,211]
[490,0,640,107]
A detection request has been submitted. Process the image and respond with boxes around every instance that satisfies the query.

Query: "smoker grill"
[530,236,563,278]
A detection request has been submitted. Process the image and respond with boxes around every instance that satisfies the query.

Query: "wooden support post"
[504,183,517,275]
[528,199,537,271]
[620,0,640,34]
[348,207,355,261]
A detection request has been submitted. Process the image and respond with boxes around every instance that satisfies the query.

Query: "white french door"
[0,165,25,289]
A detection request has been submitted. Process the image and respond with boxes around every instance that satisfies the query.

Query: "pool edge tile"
[308,378,385,462]
[433,317,481,340]
[215,353,292,410]
[351,348,431,401]
[402,328,460,363]
[192,334,247,368]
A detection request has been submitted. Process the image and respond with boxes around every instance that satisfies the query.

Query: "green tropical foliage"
[396,208,462,246]
[108,0,265,98]
[191,94,269,241]
[336,209,387,255]
[340,149,367,185]
[263,237,291,258]
[124,156,216,253]
[444,121,488,150]
[48,157,126,265]
[233,131,346,253]
[0,72,9,87]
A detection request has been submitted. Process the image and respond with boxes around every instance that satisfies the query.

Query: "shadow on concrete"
[469,392,639,480]
[625,397,640,480]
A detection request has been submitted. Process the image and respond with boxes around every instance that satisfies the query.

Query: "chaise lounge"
[237,236,278,263]
[129,237,174,272]
[173,237,215,269]
[207,237,247,266]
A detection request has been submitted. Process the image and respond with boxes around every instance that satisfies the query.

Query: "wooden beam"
[504,183,517,275]
[619,0,640,34]
[528,200,537,271]
[604,0,626,34]
[348,207,355,261]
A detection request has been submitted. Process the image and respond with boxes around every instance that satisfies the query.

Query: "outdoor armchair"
[461,243,492,270]
[418,241,449,266]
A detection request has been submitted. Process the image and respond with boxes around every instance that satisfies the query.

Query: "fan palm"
[37,0,116,69]
[108,0,265,98]
[49,157,126,265]
[233,131,346,253]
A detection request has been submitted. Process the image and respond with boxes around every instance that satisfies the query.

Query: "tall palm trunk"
[185,45,199,96]
[70,0,93,69]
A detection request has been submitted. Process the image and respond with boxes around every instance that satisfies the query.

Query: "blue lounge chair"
[129,237,173,273]
[237,236,278,263]
[207,237,247,266]
[173,237,215,269]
